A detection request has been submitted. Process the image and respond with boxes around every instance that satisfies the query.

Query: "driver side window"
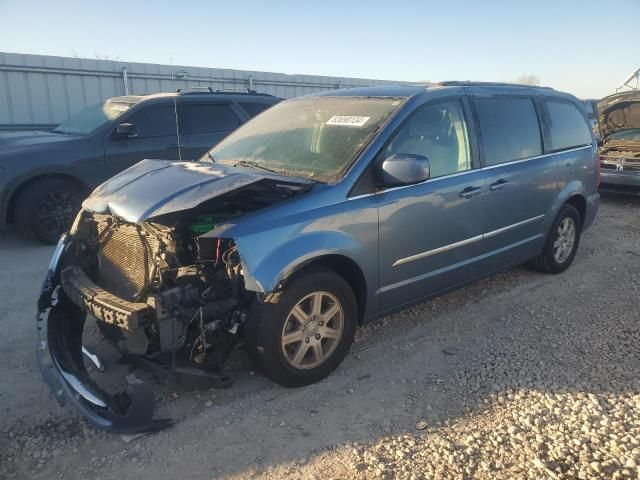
[385,100,471,179]
[127,106,180,138]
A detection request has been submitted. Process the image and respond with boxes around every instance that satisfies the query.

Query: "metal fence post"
[122,67,130,95]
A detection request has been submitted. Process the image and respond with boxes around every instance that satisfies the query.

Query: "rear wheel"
[15,178,83,244]
[532,204,582,274]
[245,267,357,387]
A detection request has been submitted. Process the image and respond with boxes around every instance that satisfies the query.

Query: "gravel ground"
[1,193,639,480]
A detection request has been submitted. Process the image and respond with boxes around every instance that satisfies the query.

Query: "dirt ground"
[1,193,639,479]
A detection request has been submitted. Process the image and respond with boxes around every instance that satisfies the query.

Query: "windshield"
[204,97,404,182]
[608,128,640,142]
[53,101,135,135]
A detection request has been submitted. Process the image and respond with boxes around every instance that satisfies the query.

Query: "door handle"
[459,186,483,199]
[168,143,185,149]
[489,179,509,191]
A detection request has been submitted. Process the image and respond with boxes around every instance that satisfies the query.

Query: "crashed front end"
[36,160,309,432]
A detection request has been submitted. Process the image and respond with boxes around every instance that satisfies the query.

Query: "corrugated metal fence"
[0,52,410,130]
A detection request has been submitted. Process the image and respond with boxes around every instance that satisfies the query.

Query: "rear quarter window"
[474,97,542,166]
[544,100,592,152]
[239,102,273,117]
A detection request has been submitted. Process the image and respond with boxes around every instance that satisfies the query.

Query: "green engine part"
[189,215,222,234]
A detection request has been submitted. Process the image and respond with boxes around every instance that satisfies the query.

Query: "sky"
[1,0,638,99]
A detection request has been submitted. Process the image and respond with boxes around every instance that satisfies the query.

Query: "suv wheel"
[245,267,357,387]
[15,178,82,244]
[532,204,582,274]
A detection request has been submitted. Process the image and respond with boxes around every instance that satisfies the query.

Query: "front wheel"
[532,204,582,274]
[245,267,357,387]
[14,178,83,244]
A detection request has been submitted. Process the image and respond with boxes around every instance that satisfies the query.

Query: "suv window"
[474,97,542,166]
[239,102,272,117]
[181,104,240,134]
[384,100,471,179]
[128,105,179,138]
[545,100,592,152]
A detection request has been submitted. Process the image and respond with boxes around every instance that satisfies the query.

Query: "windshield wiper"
[233,160,279,174]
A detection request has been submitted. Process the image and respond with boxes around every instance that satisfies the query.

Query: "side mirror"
[380,153,430,187]
[115,123,138,138]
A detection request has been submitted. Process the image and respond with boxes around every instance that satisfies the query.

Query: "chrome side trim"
[348,145,592,201]
[392,214,545,267]
[481,145,591,171]
[483,214,545,239]
[392,234,483,266]
[380,233,544,294]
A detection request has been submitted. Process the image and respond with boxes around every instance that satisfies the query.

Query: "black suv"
[0,89,282,243]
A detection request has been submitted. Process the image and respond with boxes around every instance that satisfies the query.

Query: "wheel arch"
[282,254,368,325]
[6,173,89,223]
[565,193,587,228]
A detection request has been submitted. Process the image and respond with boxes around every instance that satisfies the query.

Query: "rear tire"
[245,267,357,387]
[14,178,83,244]
[532,204,582,274]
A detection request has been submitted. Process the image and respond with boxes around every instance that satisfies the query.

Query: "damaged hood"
[83,159,311,222]
[598,91,640,140]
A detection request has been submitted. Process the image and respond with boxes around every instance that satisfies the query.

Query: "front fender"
[236,229,371,294]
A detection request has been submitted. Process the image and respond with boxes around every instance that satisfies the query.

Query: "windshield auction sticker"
[326,115,370,127]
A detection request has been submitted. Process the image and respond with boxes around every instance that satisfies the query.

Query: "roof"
[311,85,429,98]
[106,95,144,104]
[308,81,563,100]
[109,90,282,104]
[436,80,553,90]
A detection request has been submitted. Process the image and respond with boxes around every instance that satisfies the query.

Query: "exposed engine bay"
[37,175,310,432]
[66,214,246,369]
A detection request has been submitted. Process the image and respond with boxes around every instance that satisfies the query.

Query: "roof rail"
[214,88,274,97]
[176,87,274,97]
[437,81,553,90]
[176,87,214,94]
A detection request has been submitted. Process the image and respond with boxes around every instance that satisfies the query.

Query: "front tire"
[14,178,83,244]
[245,267,357,387]
[532,204,582,274]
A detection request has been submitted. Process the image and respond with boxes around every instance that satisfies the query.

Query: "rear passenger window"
[182,104,240,134]
[544,100,592,152]
[239,102,271,117]
[474,97,542,165]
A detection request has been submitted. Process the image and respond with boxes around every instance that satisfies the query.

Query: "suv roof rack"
[176,87,274,96]
[436,81,553,90]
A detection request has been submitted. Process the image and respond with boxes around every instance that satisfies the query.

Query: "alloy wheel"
[36,189,76,240]
[553,217,576,264]
[280,291,344,369]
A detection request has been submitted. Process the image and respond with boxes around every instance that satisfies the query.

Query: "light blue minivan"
[38,82,599,432]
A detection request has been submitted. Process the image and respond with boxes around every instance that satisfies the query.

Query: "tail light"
[596,154,602,189]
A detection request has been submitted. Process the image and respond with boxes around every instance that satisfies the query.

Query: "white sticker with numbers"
[326,115,370,127]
